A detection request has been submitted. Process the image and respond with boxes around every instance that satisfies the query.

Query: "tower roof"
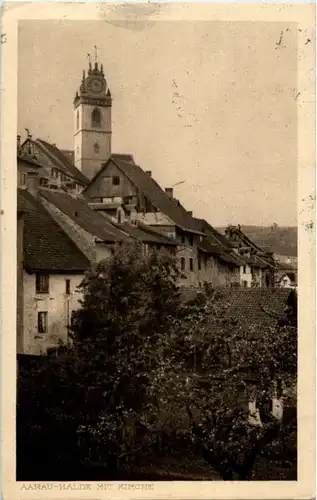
[74,57,111,108]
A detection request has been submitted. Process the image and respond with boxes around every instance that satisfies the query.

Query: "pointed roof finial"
[94,45,98,70]
[87,53,92,73]
[82,69,85,82]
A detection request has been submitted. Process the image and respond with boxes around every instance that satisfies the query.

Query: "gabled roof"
[85,154,204,235]
[40,190,130,243]
[34,139,89,186]
[224,225,265,253]
[19,190,89,272]
[118,221,178,246]
[216,287,296,329]
[194,218,235,250]
[193,218,244,267]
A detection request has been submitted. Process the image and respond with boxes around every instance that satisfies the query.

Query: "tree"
[17,242,183,478]
[17,244,297,480]
[150,287,297,480]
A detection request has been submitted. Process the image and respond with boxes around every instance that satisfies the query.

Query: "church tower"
[73,56,112,180]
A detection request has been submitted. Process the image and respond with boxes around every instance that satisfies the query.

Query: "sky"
[18,19,297,227]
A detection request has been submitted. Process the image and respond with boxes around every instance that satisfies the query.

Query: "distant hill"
[216,225,298,257]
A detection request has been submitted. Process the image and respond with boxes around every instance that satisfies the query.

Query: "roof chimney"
[187,211,193,217]
[145,171,152,177]
[165,187,173,199]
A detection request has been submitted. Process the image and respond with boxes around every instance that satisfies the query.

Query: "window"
[181,257,185,271]
[181,234,186,244]
[243,280,248,288]
[198,255,201,271]
[112,176,120,186]
[189,258,194,271]
[36,274,49,293]
[38,312,48,334]
[243,265,247,274]
[76,110,79,130]
[40,178,48,186]
[65,279,71,295]
[93,142,100,154]
[189,235,194,246]
[20,172,27,186]
[91,107,101,128]
[117,210,122,224]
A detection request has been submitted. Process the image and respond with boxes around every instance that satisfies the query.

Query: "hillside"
[216,225,298,257]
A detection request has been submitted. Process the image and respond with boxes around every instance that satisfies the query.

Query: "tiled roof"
[225,225,264,253]
[17,188,37,213]
[119,221,178,246]
[194,218,235,250]
[40,190,130,243]
[88,155,204,235]
[61,150,75,164]
[193,219,244,267]
[35,139,89,185]
[215,288,295,329]
[20,190,89,272]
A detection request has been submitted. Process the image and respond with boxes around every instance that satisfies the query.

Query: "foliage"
[151,286,297,479]
[17,243,297,480]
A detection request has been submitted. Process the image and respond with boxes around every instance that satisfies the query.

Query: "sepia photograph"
[0,2,315,498]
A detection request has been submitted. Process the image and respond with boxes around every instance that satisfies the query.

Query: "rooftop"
[86,154,204,235]
[35,139,89,186]
[19,189,89,273]
[40,189,130,243]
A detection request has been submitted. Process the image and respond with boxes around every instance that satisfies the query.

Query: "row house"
[83,154,242,288]
[223,225,277,287]
[18,188,90,355]
[17,156,177,355]
[19,132,89,196]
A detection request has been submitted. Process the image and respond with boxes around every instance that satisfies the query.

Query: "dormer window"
[91,107,101,128]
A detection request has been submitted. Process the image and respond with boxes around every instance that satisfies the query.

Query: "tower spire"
[94,45,98,70]
[87,53,92,73]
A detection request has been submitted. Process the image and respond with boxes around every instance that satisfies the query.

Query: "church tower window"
[76,110,79,130]
[92,107,101,128]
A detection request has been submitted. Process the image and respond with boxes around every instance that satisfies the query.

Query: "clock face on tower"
[90,78,103,94]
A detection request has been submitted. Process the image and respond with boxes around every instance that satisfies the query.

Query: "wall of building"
[95,242,114,263]
[251,267,263,287]
[17,214,24,354]
[74,103,111,179]
[85,160,138,200]
[138,213,176,235]
[23,271,83,355]
[240,264,252,287]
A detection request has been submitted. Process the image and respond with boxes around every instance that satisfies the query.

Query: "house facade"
[223,225,277,287]
[19,133,89,195]
[83,154,244,288]
[19,188,90,355]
